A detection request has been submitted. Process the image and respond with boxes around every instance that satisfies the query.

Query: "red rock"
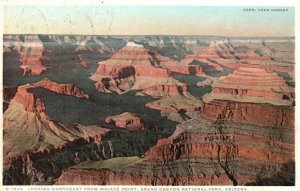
[145,131,293,164]
[18,39,48,76]
[183,41,294,74]
[104,112,155,131]
[142,84,187,96]
[4,79,110,164]
[12,78,89,112]
[140,115,294,185]
[14,87,36,112]
[21,66,47,76]
[201,100,294,129]
[194,41,270,60]
[155,54,204,76]
[34,78,89,99]
[95,64,170,78]
[163,65,203,76]
[203,67,294,106]
[91,42,187,95]
[56,114,294,185]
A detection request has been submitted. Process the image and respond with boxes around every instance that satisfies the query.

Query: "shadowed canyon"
[3,35,295,186]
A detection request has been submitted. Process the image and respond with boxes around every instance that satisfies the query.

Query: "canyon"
[2,35,295,186]
[18,35,49,76]
[90,41,200,95]
[203,66,294,106]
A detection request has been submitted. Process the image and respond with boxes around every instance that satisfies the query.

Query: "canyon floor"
[2,35,295,186]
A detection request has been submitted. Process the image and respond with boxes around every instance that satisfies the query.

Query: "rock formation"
[56,115,294,185]
[3,35,295,186]
[146,93,202,113]
[182,41,294,75]
[90,42,204,123]
[203,67,294,106]
[201,100,294,129]
[104,112,155,131]
[3,78,95,160]
[3,79,111,185]
[33,78,90,99]
[153,52,203,76]
[90,42,201,94]
[18,35,49,76]
[182,41,234,75]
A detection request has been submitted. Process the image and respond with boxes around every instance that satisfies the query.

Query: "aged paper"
[1,0,299,191]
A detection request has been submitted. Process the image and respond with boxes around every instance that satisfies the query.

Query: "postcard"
[1,1,298,191]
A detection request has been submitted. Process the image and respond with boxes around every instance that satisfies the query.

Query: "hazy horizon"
[4,6,295,37]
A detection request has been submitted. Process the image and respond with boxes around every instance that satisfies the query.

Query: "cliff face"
[203,67,294,106]
[10,78,89,113]
[3,35,295,186]
[142,84,188,97]
[3,132,112,185]
[92,42,169,79]
[194,41,270,60]
[145,117,293,164]
[95,63,170,78]
[154,54,203,76]
[201,100,294,129]
[56,115,294,186]
[104,112,156,131]
[34,78,89,99]
[145,93,203,114]
[182,41,294,75]
[90,42,204,122]
[90,42,202,94]
[4,78,100,160]
[18,35,48,76]
[163,65,203,76]
[3,78,112,185]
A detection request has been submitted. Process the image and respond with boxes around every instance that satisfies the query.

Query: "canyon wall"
[18,35,48,76]
[57,115,294,185]
[201,100,294,129]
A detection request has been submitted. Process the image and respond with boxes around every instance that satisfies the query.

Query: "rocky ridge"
[56,114,294,185]
[18,35,49,76]
[203,67,294,106]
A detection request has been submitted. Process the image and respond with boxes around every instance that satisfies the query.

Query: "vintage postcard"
[1,1,298,190]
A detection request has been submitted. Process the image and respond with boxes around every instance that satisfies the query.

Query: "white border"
[1,0,298,6]
[1,0,299,191]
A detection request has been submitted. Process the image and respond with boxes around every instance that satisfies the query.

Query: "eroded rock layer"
[145,93,202,113]
[56,115,294,185]
[18,35,48,76]
[3,79,113,185]
[3,35,295,186]
[183,41,294,76]
[90,42,199,94]
[203,67,294,106]
[104,112,156,131]
[4,78,99,160]
[201,100,294,129]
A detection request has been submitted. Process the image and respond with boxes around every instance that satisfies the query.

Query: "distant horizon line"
[3,33,295,39]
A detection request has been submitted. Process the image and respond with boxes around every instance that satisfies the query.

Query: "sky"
[3,6,295,37]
